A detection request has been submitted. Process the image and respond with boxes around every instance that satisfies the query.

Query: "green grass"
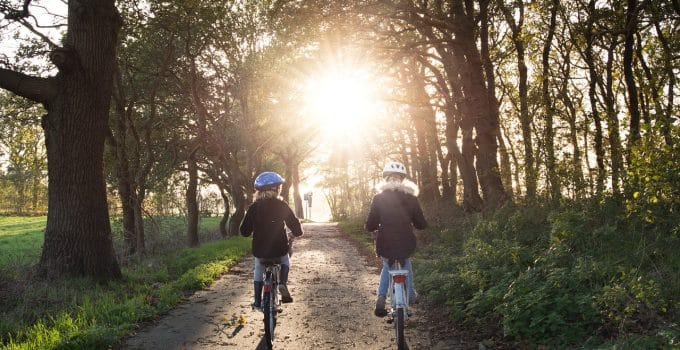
[337,220,374,252]
[0,236,251,350]
[0,216,46,268]
[0,215,250,349]
[0,216,224,269]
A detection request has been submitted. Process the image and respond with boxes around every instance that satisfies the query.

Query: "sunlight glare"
[303,68,382,139]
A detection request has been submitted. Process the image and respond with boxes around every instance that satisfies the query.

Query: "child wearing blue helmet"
[240,171,304,308]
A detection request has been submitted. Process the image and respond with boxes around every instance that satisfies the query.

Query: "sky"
[1,0,67,57]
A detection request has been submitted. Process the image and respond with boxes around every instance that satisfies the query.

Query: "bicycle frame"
[387,260,409,350]
[261,261,281,349]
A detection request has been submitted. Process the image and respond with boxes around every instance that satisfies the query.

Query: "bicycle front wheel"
[395,307,407,350]
[262,291,277,348]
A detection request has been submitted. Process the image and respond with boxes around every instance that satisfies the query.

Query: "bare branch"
[15,17,60,48]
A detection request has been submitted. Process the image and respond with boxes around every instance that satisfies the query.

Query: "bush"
[415,199,680,347]
[499,245,601,345]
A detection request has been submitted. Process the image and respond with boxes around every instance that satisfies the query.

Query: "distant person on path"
[240,171,304,308]
[365,161,428,317]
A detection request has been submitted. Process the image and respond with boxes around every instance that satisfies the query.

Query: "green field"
[0,216,224,270]
[0,216,46,268]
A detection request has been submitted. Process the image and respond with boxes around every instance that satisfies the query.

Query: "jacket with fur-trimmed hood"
[365,179,428,259]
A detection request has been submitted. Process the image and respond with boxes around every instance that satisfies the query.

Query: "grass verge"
[336,220,374,253]
[0,216,46,268]
[0,236,251,350]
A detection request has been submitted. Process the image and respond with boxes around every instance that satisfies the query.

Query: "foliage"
[0,236,250,349]
[0,92,47,215]
[626,125,680,227]
[415,200,680,347]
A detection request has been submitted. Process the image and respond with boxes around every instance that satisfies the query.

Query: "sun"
[303,66,384,139]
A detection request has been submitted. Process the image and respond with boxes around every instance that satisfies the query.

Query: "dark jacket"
[240,197,303,258]
[365,180,428,259]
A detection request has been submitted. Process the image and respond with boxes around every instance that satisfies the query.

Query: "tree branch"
[0,67,56,104]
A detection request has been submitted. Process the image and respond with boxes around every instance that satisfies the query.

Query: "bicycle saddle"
[260,258,282,266]
[388,258,407,267]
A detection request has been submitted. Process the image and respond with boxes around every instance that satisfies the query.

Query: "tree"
[0,0,122,279]
[540,0,560,205]
[0,92,47,213]
[499,0,536,202]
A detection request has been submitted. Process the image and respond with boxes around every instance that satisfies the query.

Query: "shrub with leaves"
[626,124,680,227]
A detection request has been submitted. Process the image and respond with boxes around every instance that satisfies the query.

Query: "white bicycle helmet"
[382,161,407,177]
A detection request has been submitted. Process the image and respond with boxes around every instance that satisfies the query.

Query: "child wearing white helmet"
[365,161,428,317]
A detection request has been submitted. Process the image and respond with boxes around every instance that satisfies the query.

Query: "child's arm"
[284,208,303,237]
[239,204,256,237]
[365,196,380,232]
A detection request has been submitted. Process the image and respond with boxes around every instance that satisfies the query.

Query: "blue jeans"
[253,255,290,282]
[377,257,416,298]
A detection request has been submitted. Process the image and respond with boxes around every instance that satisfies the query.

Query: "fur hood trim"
[376,179,419,197]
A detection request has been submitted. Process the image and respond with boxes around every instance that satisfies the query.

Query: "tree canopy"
[0,0,678,278]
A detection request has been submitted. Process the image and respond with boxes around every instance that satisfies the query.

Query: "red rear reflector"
[264,285,272,292]
[393,275,407,283]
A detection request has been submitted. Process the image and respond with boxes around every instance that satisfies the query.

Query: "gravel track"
[121,223,460,350]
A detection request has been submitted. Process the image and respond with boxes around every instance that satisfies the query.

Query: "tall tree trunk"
[11,0,124,280]
[481,0,512,201]
[542,0,560,205]
[292,165,304,219]
[410,72,439,202]
[219,189,230,238]
[582,0,606,196]
[558,52,586,199]
[228,178,246,236]
[500,0,534,202]
[652,19,675,146]
[464,49,507,206]
[30,144,42,212]
[133,189,146,255]
[435,41,483,210]
[119,182,136,254]
[451,2,507,207]
[624,0,641,155]
[281,160,293,203]
[634,29,665,132]
[443,108,460,202]
[186,154,199,247]
[604,40,623,195]
[112,72,137,255]
[497,128,514,199]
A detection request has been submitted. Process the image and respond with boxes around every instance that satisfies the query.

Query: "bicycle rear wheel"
[262,291,277,348]
[395,307,407,350]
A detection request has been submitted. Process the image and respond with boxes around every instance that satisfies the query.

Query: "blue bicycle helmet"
[254,171,285,190]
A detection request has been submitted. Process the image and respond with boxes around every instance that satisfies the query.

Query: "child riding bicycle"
[365,161,428,317]
[240,171,304,309]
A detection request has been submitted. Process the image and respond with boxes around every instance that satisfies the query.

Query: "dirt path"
[122,223,460,349]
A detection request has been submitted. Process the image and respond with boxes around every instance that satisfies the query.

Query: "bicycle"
[258,258,282,349]
[386,259,410,350]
